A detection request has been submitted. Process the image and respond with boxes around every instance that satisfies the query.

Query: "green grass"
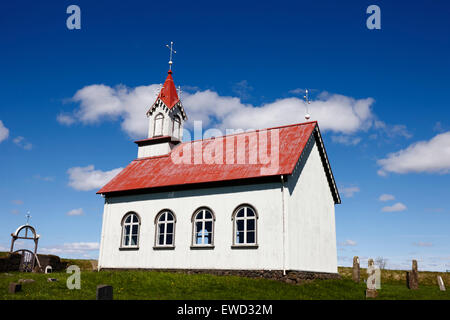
[1,269,449,300]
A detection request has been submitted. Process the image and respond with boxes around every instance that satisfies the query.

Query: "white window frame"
[173,115,181,139]
[120,212,140,249]
[232,205,258,246]
[154,210,176,248]
[153,113,164,137]
[192,208,215,247]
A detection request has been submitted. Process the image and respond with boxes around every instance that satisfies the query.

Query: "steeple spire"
[157,70,180,109]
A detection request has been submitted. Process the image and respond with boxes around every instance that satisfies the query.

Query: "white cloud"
[67,208,84,216]
[374,121,412,139]
[13,136,32,150]
[382,202,407,212]
[413,242,433,247]
[379,194,395,202]
[340,186,360,198]
[0,120,9,143]
[331,135,361,146]
[378,131,450,175]
[339,239,357,246]
[61,84,160,137]
[40,242,99,258]
[57,113,76,126]
[34,174,54,182]
[288,88,307,95]
[232,80,253,99]
[67,165,123,191]
[61,83,377,138]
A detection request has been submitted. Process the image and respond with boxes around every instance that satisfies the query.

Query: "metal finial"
[26,211,31,225]
[303,89,311,121]
[165,41,176,70]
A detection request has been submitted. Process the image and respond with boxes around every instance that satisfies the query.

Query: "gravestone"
[97,285,113,300]
[406,260,419,290]
[18,279,35,284]
[437,276,446,291]
[352,256,360,283]
[8,282,22,294]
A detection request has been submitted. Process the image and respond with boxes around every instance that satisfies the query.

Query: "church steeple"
[136,66,187,158]
[146,69,187,140]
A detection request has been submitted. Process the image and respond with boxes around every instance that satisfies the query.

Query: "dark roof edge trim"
[311,125,341,204]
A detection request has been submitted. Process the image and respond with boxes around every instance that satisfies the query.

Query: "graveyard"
[0,254,449,300]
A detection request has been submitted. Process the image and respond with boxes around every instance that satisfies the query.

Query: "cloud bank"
[67,165,123,191]
[379,194,395,202]
[378,131,450,175]
[59,84,378,140]
[382,202,407,212]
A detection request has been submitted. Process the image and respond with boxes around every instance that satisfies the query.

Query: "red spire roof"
[157,70,180,109]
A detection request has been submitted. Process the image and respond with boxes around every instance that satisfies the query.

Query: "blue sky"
[0,1,449,270]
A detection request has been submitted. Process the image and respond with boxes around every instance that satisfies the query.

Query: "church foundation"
[99,268,341,284]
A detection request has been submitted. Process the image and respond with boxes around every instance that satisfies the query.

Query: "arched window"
[232,205,258,246]
[173,116,181,139]
[192,208,214,247]
[155,210,175,247]
[121,213,140,248]
[154,113,164,136]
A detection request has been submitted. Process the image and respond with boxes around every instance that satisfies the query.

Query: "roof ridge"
[178,121,318,145]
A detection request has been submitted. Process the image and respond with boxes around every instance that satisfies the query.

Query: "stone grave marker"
[365,259,378,298]
[8,282,22,294]
[352,256,360,283]
[437,276,446,291]
[406,259,419,290]
[97,285,113,300]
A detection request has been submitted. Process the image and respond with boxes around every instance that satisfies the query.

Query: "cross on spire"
[165,41,176,70]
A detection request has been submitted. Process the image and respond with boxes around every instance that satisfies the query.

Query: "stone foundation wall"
[37,254,68,272]
[0,253,67,272]
[0,253,21,272]
[100,268,340,284]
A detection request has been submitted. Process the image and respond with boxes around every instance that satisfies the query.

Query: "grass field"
[1,265,449,300]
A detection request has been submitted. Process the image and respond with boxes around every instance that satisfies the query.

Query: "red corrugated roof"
[157,70,179,109]
[97,122,327,195]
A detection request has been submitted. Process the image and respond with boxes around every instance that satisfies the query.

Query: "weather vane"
[25,211,31,225]
[303,89,311,121]
[165,41,176,70]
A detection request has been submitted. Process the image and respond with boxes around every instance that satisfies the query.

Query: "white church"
[97,65,341,279]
